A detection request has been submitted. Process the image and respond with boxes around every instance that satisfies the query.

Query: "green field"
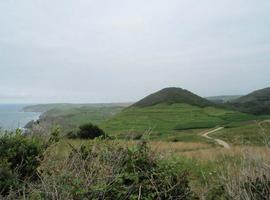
[42,106,123,126]
[101,103,256,138]
[26,102,270,145]
[209,120,270,145]
[28,105,125,134]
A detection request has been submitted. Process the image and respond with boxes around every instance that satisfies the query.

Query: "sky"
[0,0,270,103]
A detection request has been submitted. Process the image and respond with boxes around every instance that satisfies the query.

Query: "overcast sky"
[0,0,270,103]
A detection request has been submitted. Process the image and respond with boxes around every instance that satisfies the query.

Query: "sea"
[0,104,40,131]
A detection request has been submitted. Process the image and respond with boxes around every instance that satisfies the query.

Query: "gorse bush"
[68,123,105,139]
[36,140,195,199]
[0,130,47,196]
[108,141,194,199]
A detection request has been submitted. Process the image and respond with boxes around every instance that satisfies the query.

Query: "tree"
[77,123,105,139]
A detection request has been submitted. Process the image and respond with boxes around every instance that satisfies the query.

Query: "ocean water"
[0,104,40,130]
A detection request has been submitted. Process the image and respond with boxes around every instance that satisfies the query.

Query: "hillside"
[229,87,270,115]
[206,95,242,104]
[23,103,131,112]
[131,87,214,108]
[101,88,255,139]
[23,104,81,112]
[25,105,125,134]
[101,103,255,139]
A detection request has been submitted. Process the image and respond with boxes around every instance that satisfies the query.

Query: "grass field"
[101,103,256,138]
[30,106,124,134]
[42,106,124,126]
[46,138,270,165]
[28,103,270,146]
[209,120,270,146]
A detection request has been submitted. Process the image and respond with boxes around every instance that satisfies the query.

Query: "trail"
[201,127,230,149]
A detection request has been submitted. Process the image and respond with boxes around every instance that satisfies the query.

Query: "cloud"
[0,0,269,103]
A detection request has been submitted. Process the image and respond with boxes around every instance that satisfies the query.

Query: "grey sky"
[0,0,270,103]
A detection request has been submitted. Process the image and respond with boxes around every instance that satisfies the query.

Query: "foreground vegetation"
[1,126,270,199]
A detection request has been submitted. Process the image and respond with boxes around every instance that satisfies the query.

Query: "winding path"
[201,127,230,149]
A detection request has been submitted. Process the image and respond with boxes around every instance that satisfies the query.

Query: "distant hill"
[23,103,79,112]
[102,88,255,139]
[23,103,131,112]
[229,87,270,115]
[206,95,242,104]
[131,87,214,108]
[25,105,125,134]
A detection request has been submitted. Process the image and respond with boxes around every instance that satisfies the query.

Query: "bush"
[77,123,105,139]
[49,126,61,143]
[36,140,196,199]
[0,130,47,196]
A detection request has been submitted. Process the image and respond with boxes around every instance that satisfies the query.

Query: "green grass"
[33,106,124,134]
[43,106,123,126]
[161,129,215,143]
[23,103,130,113]
[101,103,256,138]
[229,87,270,115]
[209,120,270,145]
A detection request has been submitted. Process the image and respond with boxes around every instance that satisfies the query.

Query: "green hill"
[206,95,242,104]
[131,87,214,108]
[101,88,255,139]
[229,87,270,115]
[23,103,131,112]
[25,105,125,134]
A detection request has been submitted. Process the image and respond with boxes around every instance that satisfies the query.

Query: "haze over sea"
[0,104,40,130]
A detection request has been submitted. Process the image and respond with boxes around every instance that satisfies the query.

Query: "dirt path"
[201,127,230,149]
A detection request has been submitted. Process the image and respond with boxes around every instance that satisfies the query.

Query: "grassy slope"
[206,95,242,103]
[210,120,270,145]
[132,87,214,108]
[29,106,124,134]
[23,103,131,113]
[42,106,123,126]
[229,87,270,115]
[23,104,81,112]
[101,103,255,139]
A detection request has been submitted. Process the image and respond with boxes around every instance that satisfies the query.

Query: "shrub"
[108,141,195,199]
[36,140,196,199]
[0,160,19,195]
[77,123,105,139]
[49,126,61,143]
[0,131,47,196]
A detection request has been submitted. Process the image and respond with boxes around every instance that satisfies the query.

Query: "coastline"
[0,104,42,131]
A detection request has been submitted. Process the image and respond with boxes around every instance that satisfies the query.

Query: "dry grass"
[49,138,270,163]
[31,134,270,200]
[217,147,270,199]
[179,146,270,161]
